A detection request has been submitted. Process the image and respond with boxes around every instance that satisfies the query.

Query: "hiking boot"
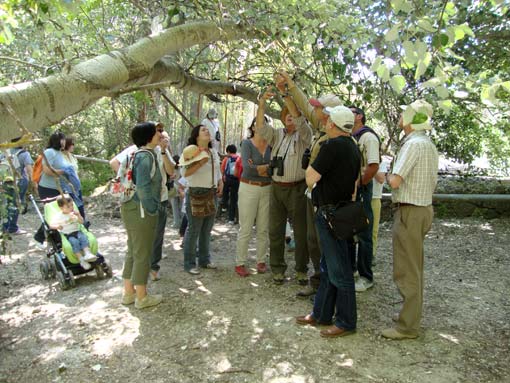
[355,277,374,292]
[273,273,284,285]
[121,292,136,305]
[256,262,267,274]
[381,328,418,340]
[235,265,250,277]
[296,272,308,286]
[135,294,163,309]
[297,285,317,297]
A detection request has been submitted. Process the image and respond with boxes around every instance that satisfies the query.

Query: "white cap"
[323,105,355,133]
[309,94,342,108]
[400,100,433,130]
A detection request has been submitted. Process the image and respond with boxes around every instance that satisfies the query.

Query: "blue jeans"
[312,210,357,330]
[66,231,90,254]
[348,181,374,281]
[183,189,217,271]
[18,178,28,206]
[151,200,168,272]
[170,196,181,228]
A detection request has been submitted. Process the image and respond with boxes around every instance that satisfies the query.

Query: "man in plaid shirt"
[383,100,439,340]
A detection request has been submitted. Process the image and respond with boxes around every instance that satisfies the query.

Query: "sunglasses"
[157,128,164,133]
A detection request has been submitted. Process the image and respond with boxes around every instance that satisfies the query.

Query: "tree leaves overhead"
[0,0,509,171]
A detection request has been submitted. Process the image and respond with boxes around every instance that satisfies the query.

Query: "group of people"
[3,70,437,340]
[115,73,438,341]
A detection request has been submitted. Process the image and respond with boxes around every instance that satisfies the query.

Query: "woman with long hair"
[234,118,272,277]
[181,124,223,275]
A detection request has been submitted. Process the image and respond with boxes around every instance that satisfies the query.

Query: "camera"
[301,148,311,169]
[267,156,284,177]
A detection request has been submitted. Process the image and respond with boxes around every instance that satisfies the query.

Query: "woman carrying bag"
[181,125,223,275]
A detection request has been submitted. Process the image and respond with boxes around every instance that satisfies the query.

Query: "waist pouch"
[321,201,369,240]
[189,187,216,217]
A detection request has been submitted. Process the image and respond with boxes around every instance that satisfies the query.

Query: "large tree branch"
[0,21,253,142]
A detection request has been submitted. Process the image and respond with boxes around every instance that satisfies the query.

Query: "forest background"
[0,0,509,195]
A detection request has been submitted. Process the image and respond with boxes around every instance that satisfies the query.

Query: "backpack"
[352,126,382,164]
[110,149,157,203]
[32,154,44,184]
[224,156,237,178]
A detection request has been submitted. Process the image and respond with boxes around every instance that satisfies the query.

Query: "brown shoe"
[320,325,356,338]
[295,314,318,326]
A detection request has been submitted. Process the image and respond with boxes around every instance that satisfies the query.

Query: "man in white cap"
[296,105,361,338]
[382,100,438,340]
[201,108,221,152]
[275,70,343,297]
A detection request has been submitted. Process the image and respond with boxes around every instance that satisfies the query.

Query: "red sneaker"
[235,265,250,277]
[256,263,267,274]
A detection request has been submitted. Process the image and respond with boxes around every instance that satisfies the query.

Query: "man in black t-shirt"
[295,105,361,338]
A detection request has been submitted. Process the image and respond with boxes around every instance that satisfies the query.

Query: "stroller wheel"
[39,260,50,280]
[67,269,76,288]
[102,260,113,278]
[49,258,57,279]
[56,271,68,290]
[95,265,105,280]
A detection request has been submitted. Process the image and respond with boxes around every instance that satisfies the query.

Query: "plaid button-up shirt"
[392,131,438,206]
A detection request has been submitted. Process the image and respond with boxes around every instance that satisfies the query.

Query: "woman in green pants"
[121,122,163,309]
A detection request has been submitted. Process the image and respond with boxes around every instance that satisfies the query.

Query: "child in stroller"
[48,195,96,270]
[31,194,112,289]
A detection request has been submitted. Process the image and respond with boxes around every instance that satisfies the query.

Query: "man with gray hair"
[201,108,221,152]
[296,105,361,338]
[275,71,343,297]
[382,100,438,340]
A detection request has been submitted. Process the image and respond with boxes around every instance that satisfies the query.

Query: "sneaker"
[273,273,285,285]
[121,292,136,305]
[83,252,97,262]
[235,265,250,277]
[187,267,200,275]
[286,239,295,252]
[355,277,374,292]
[202,263,217,269]
[10,229,27,235]
[296,272,308,286]
[79,260,91,270]
[34,241,46,250]
[256,262,267,274]
[135,294,163,309]
[227,220,235,225]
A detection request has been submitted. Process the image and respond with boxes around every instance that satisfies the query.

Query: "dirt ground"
[0,203,509,383]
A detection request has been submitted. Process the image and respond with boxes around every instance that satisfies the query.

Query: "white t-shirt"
[184,149,221,188]
[50,211,80,234]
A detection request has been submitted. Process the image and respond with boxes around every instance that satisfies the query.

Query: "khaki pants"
[392,205,433,335]
[121,200,158,285]
[269,182,309,275]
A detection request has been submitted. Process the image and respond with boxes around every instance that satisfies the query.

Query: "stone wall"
[381,175,510,220]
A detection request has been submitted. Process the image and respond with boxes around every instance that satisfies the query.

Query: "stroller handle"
[28,194,50,231]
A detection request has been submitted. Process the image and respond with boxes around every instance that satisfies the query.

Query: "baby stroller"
[29,194,113,290]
